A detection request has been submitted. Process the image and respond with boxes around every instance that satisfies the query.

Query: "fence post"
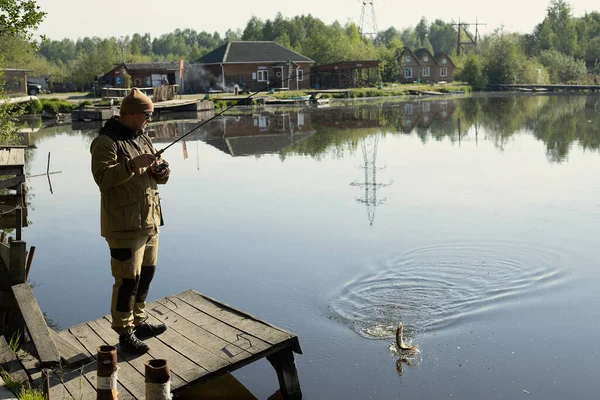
[145,359,171,400]
[97,345,118,400]
[6,240,27,339]
[42,368,51,400]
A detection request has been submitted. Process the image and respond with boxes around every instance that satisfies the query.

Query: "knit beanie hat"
[119,88,154,115]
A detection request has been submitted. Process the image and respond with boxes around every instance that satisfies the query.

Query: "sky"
[34,0,599,41]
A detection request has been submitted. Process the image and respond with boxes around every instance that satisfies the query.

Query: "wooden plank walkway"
[489,83,600,92]
[25,289,302,399]
[0,149,24,177]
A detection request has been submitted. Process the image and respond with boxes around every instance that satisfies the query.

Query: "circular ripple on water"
[329,242,569,339]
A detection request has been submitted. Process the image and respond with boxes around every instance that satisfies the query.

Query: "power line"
[452,18,487,56]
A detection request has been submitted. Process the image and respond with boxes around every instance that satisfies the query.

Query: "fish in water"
[395,323,416,352]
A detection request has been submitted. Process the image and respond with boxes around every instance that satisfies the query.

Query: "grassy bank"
[21,98,94,115]
[207,82,472,107]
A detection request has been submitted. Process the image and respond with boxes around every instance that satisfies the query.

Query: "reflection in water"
[350,135,392,226]
[150,110,315,158]
[285,93,600,164]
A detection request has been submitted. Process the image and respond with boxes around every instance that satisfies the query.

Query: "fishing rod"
[154,70,324,157]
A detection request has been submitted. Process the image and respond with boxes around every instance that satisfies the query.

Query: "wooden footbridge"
[1,278,303,399]
[0,148,303,399]
[489,83,600,92]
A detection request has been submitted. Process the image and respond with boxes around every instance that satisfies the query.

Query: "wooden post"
[267,349,302,400]
[42,368,51,399]
[15,208,22,241]
[9,241,27,285]
[97,345,118,400]
[6,240,27,351]
[25,246,35,280]
[145,359,171,400]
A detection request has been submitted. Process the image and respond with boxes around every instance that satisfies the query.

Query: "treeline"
[1,0,599,90]
[458,0,600,88]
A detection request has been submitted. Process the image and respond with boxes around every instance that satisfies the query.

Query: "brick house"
[399,99,456,133]
[195,41,314,92]
[399,48,456,83]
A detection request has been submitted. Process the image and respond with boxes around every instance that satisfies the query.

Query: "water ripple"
[329,242,570,339]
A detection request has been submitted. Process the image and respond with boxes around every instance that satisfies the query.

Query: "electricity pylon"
[350,135,392,226]
[359,1,378,39]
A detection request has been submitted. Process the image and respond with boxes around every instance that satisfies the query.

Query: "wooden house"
[101,62,184,89]
[399,48,456,83]
[310,60,381,89]
[195,41,314,92]
[399,99,456,133]
[1,69,29,96]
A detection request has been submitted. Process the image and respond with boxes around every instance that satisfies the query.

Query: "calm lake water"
[21,93,600,399]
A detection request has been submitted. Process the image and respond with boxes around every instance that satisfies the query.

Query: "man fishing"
[90,88,170,354]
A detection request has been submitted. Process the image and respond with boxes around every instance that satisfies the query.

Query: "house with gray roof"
[195,41,314,92]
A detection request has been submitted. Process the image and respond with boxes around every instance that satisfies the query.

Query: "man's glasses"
[145,112,153,120]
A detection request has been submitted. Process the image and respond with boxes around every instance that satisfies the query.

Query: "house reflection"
[398,99,456,133]
[150,110,315,157]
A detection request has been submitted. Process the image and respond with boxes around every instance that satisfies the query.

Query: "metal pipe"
[97,345,118,400]
[145,359,171,400]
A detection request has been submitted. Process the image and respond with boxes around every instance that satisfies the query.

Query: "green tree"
[1,0,46,142]
[457,52,488,90]
[0,0,46,43]
[429,20,457,54]
[242,16,264,41]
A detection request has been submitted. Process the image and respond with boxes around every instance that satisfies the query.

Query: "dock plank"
[69,323,143,399]
[57,362,98,400]
[57,330,134,400]
[49,329,91,367]
[7,150,18,167]
[11,283,60,366]
[18,346,74,400]
[15,151,23,167]
[147,299,252,363]
[144,307,235,371]
[154,296,271,355]
[0,176,25,190]
[0,151,8,165]
[0,336,28,384]
[177,290,297,347]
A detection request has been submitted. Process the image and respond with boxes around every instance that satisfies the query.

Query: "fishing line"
[153,70,344,156]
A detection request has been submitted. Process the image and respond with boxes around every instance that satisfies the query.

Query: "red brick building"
[195,41,314,92]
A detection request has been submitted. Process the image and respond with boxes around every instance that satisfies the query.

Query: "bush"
[456,53,488,90]
[39,98,77,114]
[538,50,588,83]
[78,100,93,108]
[22,99,42,114]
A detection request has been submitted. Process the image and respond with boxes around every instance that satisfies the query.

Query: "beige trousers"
[105,234,159,334]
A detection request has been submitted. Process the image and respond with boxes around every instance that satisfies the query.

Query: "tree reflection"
[284,93,600,164]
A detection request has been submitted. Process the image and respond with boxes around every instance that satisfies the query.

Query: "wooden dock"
[1,289,303,399]
[71,106,119,121]
[0,148,28,236]
[489,83,600,92]
[153,100,214,113]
